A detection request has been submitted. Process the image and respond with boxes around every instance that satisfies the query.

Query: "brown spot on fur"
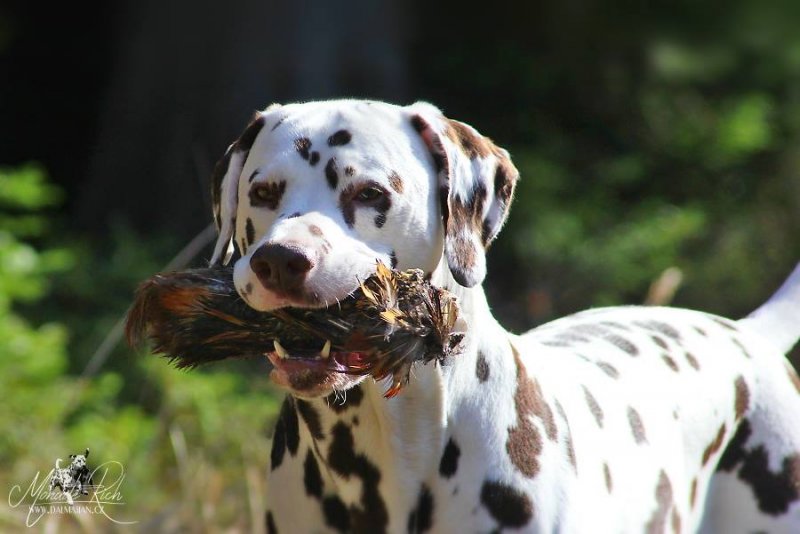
[604,463,613,493]
[671,509,681,534]
[328,129,352,146]
[689,479,698,509]
[444,119,492,159]
[327,422,388,531]
[582,385,604,428]
[718,418,800,515]
[476,352,490,382]
[662,354,679,372]
[325,158,339,189]
[308,224,323,237]
[480,480,533,528]
[717,418,752,472]
[732,337,752,359]
[296,399,324,441]
[606,334,639,356]
[325,385,364,413]
[628,407,647,444]
[449,182,489,243]
[294,137,312,160]
[238,113,266,152]
[652,335,669,349]
[711,317,738,331]
[636,320,683,341]
[388,171,404,194]
[494,161,516,207]
[444,182,489,282]
[303,448,324,499]
[506,345,557,478]
[270,116,286,131]
[309,151,320,166]
[735,376,750,420]
[702,423,727,466]
[694,326,707,336]
[646,470,673,534]
[410,115,427,133]
[555,401,577,474]
[339,184,356,227]
[245,218,255,246]
[596,361,620,379]
[411,114,449,176]
[506,399,542,478]
[452,238,477,270]
[684,352,700,370]
[439,439,461,478]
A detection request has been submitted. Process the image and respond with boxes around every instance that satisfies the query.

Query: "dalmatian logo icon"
[49,448,94,505]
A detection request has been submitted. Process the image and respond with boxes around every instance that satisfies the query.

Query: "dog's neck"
[290,259,515,505]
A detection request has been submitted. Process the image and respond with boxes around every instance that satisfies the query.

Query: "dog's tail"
[738,262,800,354]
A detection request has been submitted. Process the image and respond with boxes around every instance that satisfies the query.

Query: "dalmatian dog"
[209,99,800,533]
[50,448,92,503]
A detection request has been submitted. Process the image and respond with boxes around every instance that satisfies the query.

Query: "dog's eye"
[249,182,285,209]
[252,185,275,203]
[355,187,384,203]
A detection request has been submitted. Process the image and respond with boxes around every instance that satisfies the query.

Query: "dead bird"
[126,262,463,397]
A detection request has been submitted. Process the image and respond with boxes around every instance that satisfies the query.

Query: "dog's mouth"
[266,339,371,396]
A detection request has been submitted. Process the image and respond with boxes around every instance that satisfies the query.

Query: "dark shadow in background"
[2,1,799,340]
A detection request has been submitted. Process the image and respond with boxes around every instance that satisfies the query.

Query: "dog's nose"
[250,243,314,293]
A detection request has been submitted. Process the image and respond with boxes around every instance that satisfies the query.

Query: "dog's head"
[210,100,518,397]
[69,449,89,471]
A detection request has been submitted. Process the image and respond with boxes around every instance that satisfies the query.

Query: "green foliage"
[0,167,72,305]
[0,166,78,475]
[437,4,800,328]
[1,166,283,531]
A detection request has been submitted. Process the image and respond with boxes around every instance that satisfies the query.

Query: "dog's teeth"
[321,340,331,359]
[274,340,289,359]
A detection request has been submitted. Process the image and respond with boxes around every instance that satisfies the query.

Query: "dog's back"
[513,266,800,532]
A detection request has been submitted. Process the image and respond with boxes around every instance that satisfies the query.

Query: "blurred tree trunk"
[79,0,409,239]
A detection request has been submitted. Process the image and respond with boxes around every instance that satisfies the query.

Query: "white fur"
[740,262,800,353]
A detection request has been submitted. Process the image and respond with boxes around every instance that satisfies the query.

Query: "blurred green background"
[1,1,799,531]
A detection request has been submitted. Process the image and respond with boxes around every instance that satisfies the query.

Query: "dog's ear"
[70,454,76,459]
[84,449,89,458]
[210,106,280,265]
[406,102,518,287]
